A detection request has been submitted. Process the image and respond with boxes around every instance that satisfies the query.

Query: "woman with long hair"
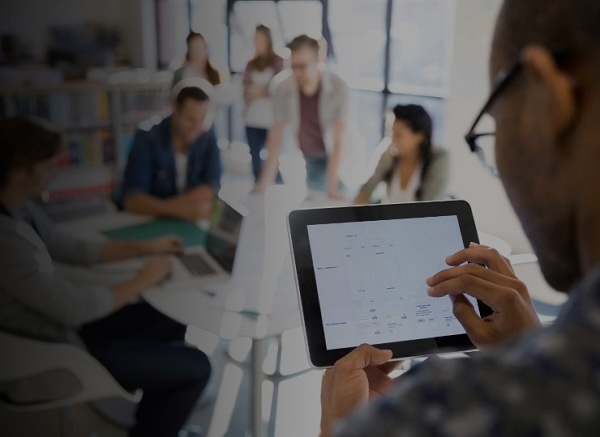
[355,104,449,204]
[172,32,222,89]
[242,25,284,180]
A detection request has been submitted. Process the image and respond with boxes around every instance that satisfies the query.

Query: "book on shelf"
[10,90,110,128]
[58,129,115,169]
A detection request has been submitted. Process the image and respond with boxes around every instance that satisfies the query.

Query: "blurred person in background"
[243,25,284,180]
[172,32,223,88]
[0,117,211,437]
[355,104,449,204]
[253,34,349,199]
[120,86,221,221]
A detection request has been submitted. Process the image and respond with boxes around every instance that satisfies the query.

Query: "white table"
[60,194,562,436]
[62,192,303,437]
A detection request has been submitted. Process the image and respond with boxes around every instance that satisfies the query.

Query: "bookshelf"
[0,81,170,218]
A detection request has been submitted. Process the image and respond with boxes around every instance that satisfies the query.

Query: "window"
[328,0,387,91]
[190,0,228,72]
[156,0,456,149]
[389,0,456,96]
[156,0,190,69]
[229,0,322,73]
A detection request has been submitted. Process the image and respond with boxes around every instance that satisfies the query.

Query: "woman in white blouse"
[355,104,449,204]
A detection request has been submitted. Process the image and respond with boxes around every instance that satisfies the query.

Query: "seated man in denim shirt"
[121,86,222,221]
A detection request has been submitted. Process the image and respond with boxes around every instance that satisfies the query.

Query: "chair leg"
[59,406,75,437]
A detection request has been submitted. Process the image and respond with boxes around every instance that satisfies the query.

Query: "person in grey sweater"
[355,104,449,204]
[0,117,211,437]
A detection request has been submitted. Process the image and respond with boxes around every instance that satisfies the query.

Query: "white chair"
[0,330,141,437]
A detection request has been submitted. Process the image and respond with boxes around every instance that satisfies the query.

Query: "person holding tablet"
[320,0,600,435]
[355,104,449,204]
[0,118,211,437]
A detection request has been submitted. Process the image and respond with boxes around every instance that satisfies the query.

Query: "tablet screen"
[307,215,480,351]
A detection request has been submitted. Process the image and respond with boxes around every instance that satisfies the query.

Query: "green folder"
[103,219,207,247]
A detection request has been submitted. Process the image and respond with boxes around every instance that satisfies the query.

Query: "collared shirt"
[337,268,600,435]
[120,116,222,204]
[0,203,109,343]
[271,68,349,157]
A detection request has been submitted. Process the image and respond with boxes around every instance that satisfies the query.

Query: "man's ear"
[521,44,577,140]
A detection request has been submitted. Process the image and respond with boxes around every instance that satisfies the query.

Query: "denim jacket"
[120,116,222,204]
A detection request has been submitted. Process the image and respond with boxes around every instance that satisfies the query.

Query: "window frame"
[157,0,455,141]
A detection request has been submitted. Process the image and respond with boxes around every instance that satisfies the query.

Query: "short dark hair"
[0,117,62,187]
[175,86,210,108]
[495,0,600,63]
[287,34,320,55]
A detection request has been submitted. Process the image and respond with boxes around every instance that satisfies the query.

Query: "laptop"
[163,197,245,291]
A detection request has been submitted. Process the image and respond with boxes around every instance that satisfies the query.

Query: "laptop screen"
[205,198,244,273]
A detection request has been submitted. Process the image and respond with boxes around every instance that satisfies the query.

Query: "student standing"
[253,35,349,198]
[242,25,284,180]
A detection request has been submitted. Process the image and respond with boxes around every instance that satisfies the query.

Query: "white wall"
[446,0,532,254]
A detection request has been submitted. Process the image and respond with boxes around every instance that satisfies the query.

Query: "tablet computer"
[287,200,492,368]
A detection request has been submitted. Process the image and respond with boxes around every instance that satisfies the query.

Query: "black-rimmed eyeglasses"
[464,48,569,177]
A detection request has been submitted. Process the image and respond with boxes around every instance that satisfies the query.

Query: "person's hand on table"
[167,193,213,221]
[251,182,266,195]
[320,344,400,437]
[135,257,173,288]
[353,192,369,205]
[327,186,345,201]
[427,242,542,350]
[187,186,215,202]
[147,235,184,255]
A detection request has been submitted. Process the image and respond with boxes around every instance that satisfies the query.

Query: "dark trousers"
[79,302,211,437]
[304,154,328,192]
[246,127,268,181]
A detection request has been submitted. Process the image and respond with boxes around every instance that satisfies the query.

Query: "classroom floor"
[0,328,323,437]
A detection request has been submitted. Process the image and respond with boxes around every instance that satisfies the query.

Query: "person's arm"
[2,234,174,324]
[327,78,350,199]
[254,121,284,192]
[254,78,288,192]
[426,242,542,349]
[320,345,397,437]
[354,150,394,205]
[327,119,346,199]
[124,193,176,217]
[109,257,172,311]
[100,236,183,263]
[242,63,253,104]
[124,192,211,222]
[320,245,542,435]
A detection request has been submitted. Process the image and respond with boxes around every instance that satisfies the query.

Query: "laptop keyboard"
[178,253,218,277]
